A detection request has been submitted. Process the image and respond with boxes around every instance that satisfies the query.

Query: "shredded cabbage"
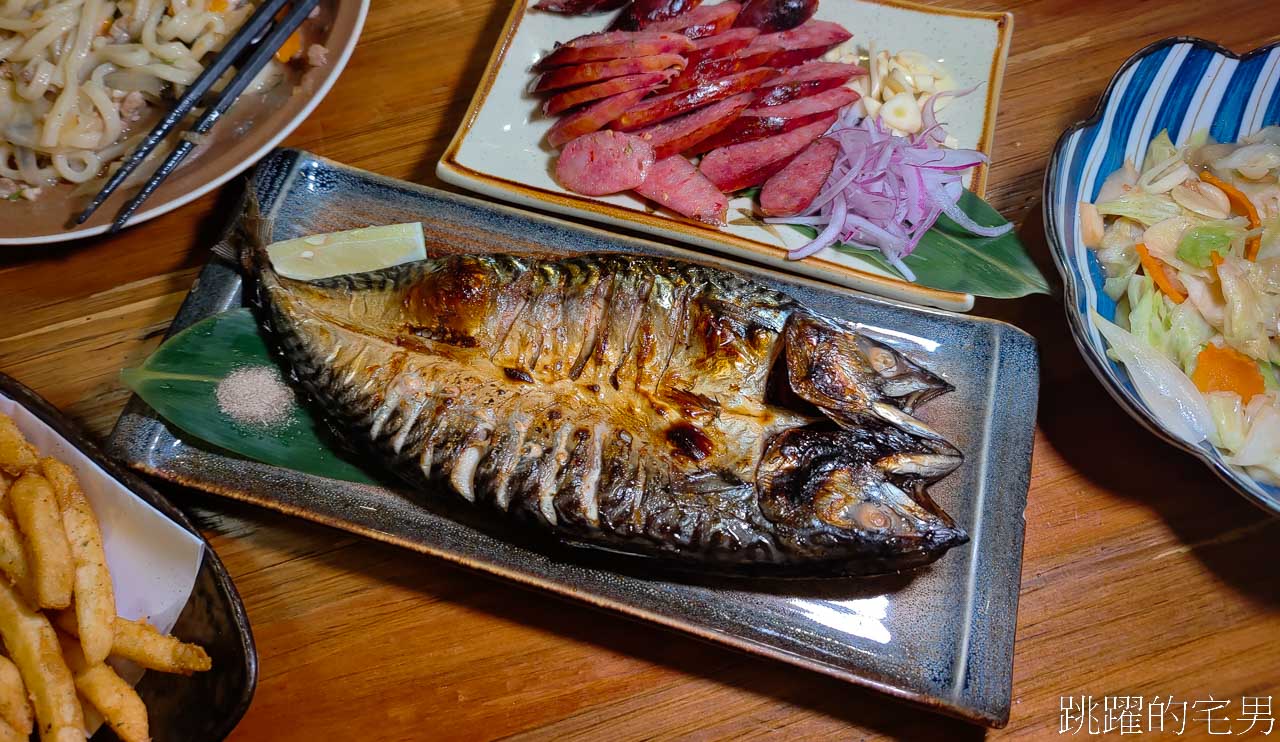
[1176,220,1246,267]
[1229,394,1280,484]
[1097,218,1143,300]
[1124,274,1173,360]
[1185,128,1211,151]
[1092,311,1215,445]
[1168,300,1216,373]
[1205,391,1247,451]
[1144,130,1178,173]
[1215,142,1280,175]
[1217,257,1276,361]
[1095,190,1183,226]
[1091,129,1280,484]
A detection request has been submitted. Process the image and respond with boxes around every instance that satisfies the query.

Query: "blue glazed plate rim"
[1044,36,1280,515]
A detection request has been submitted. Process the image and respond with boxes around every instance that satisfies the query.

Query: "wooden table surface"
[3,1,1279,739]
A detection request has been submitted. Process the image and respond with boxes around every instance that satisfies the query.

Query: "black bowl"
[0,373,256,741]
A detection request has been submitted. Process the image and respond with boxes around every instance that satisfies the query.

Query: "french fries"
[0,416,37,476]
[54,612,212,675]
[8,472,73,610]
[0,581,84,742]
[0,655,32,737]
[0,509,33,601]
[0,413,211,740]
[57,634,149,742]
[40,457,115,665]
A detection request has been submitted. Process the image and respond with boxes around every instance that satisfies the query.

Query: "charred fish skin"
[244,220,968,574]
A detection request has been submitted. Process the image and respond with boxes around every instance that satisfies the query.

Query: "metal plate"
[107,149,1037,727]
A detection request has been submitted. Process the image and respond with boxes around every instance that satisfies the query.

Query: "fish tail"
[209,188,276,281]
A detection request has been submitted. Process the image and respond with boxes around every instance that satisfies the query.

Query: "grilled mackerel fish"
[243,226,968,575]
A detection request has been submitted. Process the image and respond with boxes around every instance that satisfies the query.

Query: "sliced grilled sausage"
[534,0,630,14]
[631,92,753,158]
[612,67,774,130]
[555,130,657,196]
[733,0,818,32]
[611,0,702,30]
[754,61,864,106]
[745,19,852,69]
[688,108,834,153]
[645,2,742,38]
[759,136,839,216]
[531,53,686,93]
[686,27,759,66]
[547,86,658,147]
[742,86,859,117]
[635,155,729,224]
[667,45,779,91]
[535,31,696,70]
[543,71,675,115]
[698,113,834,192]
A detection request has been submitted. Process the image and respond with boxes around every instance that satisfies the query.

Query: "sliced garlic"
[852,44,958,135]
[880,91,923,134]
[1138,153,1194,194]
[1097,159,1139,202]
[884,68,912,97]
[1146,163,1195,194]
[870,50,891,100]
[1080,202,1105,248]
[1171,179,1231,219]
[1238,165,1270,180]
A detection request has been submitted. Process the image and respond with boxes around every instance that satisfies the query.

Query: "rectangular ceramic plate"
[437,0,1013,311]
[108,149,1037,727]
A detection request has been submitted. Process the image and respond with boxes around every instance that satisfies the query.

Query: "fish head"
[755,426,967,563]
[783,312,953,420]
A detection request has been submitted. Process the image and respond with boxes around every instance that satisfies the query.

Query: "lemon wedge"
[267,222,426,280]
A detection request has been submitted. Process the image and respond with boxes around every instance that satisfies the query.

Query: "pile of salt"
[215,366,294,428]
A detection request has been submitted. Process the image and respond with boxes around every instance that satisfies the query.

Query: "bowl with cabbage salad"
[1045,37,1280,514]
[1084,126,1280,489]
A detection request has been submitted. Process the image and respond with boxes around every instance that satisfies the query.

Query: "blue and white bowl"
[1045,37,1280,515]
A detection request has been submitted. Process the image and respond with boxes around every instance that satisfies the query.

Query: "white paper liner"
[0,392,204,634]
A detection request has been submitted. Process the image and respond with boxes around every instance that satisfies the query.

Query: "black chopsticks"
[75,0,318,233]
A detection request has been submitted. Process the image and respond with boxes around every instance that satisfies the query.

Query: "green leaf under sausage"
[792,189,1050,299]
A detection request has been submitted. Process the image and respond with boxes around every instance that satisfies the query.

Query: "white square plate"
[438,0,1013,310]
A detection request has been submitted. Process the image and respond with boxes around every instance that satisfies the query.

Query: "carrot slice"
[1200,171,1262,260]
[1191,343,1265,399]
[210,0,228,11]
[1135,243,1186,304]
[275,29,302,63]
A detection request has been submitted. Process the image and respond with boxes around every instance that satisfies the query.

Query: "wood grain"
[3,0,1279,738]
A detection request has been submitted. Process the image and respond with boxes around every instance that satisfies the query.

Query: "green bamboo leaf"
[790,190,1050,299]
[121,308,380,485]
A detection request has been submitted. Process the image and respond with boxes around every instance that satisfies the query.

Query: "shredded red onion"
[768,91,1010,268]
